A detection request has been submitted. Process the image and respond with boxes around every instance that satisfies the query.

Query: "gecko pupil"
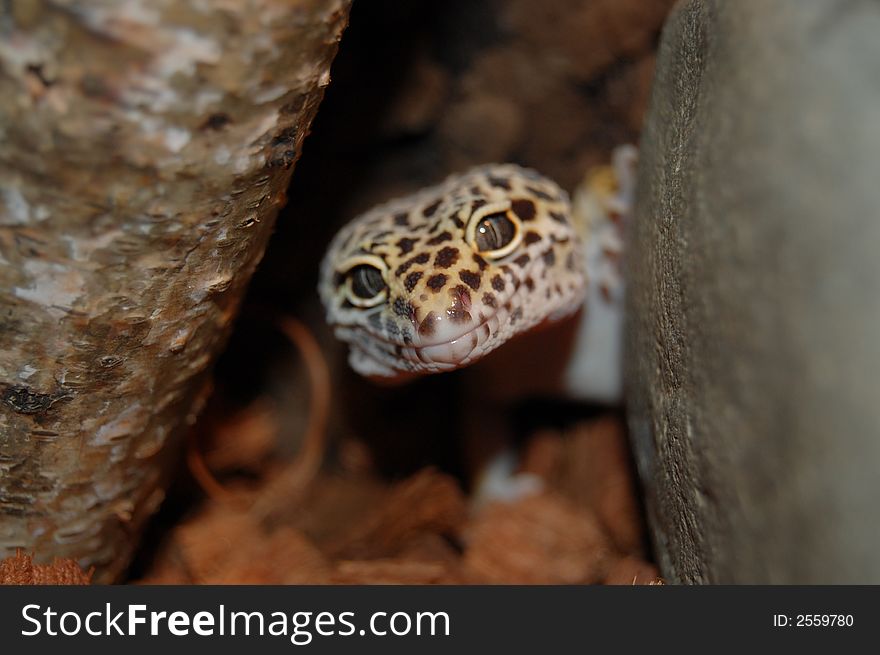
[475,212,517,253]
[349,264,386,300]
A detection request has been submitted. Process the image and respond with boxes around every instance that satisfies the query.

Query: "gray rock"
[627,0,880,583]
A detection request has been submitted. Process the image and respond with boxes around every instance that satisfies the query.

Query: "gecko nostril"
[449,284,471,310]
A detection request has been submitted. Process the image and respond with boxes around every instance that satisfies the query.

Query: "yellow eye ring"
[466,201,522,259]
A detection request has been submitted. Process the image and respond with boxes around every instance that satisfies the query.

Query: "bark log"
[0,0,350,582]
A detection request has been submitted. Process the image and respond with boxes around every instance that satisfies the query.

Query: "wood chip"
[0,550,91,585]
[464,493,612,584]
[331,469,467,560]
[553,417,647,556]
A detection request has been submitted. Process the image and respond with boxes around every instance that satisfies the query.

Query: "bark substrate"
[131,411,660,585]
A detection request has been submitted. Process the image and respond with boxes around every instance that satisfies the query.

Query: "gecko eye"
[344,263,388,307]
[475,213,517,252]
[468,204,522,259]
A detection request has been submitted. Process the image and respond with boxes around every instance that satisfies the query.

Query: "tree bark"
[0,0,350,582]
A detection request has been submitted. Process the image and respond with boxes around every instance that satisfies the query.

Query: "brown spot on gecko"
[472,253,489,271]
[426,273,448,292]
[459,269,482,291]
[426,231,452,246]
[395,252,430,276]
[488,176,511,190]
[511,198,536,221]
[514,253,530,268]
[482,292,497,308]
[523,231,542,245]
[435,246,459,268]
[526,185,554,201]
[524,277,535,291]
[394,212,410,227]
[542,248,556,266]
[491,275,505,292]
[549,211,568,224]
[396,237,417,254]
[404,271,423,292]
[423,199,442,217]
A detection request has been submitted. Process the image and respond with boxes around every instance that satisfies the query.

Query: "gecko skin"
[319,147,637,400]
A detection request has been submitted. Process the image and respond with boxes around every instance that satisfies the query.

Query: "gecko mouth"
[408,312,500,368]
[342,268,539,374]
[341,309,500,374]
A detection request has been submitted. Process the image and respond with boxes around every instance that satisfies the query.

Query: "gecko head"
[318,164,587,379]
